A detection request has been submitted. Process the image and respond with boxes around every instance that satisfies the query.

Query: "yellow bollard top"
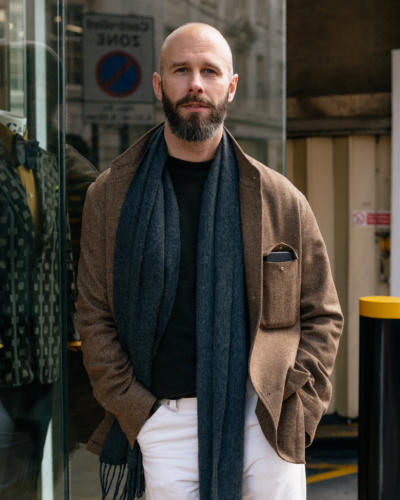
[360,296,400,319]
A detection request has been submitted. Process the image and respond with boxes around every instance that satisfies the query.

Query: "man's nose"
[188,72,204,93]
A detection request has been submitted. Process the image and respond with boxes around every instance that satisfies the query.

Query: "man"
[76,23,343,500]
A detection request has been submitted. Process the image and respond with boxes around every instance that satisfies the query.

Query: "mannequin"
[0,115,39,233]
[0,109,27,135]
[0,112,60,499]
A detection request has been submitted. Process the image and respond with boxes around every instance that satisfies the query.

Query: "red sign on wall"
[352,211,391,227]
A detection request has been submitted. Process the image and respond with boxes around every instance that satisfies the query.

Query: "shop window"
[0,1,68,498]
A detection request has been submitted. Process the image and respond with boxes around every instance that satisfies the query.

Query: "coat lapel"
[230,136,263,346]
[108,125,158,219]
[105,127,157,314]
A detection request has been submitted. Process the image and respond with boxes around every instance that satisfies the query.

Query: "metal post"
[391,50,400,296]
[358,296,400,499]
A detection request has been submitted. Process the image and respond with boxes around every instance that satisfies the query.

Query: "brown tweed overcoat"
[76,125,343,464]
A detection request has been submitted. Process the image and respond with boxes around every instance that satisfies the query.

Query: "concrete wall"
[286,135,391,417]
[286,1,397,418]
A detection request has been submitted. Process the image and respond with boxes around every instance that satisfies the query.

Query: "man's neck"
[163,122,223,162]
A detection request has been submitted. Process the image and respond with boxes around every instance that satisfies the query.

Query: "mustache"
[175,94,213,107]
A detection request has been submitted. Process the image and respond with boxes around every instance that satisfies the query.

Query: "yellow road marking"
[316,430,358,438]
[307,463,341,469]
[307,464,358,484]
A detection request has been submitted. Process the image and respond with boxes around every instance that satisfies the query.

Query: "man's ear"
[152,72,162,102]
[227,74,239,103]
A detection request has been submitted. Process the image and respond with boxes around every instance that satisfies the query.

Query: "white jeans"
[137,383,306,500]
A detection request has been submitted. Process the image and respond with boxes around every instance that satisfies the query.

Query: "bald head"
[152,22,239,147]
[160,23,234,76]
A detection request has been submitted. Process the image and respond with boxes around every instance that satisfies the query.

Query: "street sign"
[96,51,141,97]
[83,13,154,125]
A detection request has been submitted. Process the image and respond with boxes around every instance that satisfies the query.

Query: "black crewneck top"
[151,155,212,399]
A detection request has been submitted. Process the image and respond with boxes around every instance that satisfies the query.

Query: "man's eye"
[204,68,216,74]
[175,67,187,73]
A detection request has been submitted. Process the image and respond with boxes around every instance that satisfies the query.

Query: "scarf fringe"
[100,456,145,500]
[100,463,129,500]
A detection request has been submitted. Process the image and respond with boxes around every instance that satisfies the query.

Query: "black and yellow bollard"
[359,296,400,500]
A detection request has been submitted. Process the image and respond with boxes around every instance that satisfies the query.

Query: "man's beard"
[162,86,228,142]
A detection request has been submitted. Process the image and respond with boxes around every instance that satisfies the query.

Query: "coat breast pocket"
[261,244,299,329]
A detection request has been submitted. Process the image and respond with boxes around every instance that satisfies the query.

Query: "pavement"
[306,451,357,500]
[306,416,358,500]
[308,473,357,500]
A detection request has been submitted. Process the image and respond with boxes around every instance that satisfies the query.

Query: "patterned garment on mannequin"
[0,138,62,386]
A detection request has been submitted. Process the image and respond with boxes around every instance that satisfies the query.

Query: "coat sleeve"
[76,180,156,448]
[284,194,344,446]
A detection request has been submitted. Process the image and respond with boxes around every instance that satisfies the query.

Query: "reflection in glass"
[62,0,285,171]
[0,1,66,499]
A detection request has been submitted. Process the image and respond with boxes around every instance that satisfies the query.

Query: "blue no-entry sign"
[96,51,142,97]
[83,13,154,124]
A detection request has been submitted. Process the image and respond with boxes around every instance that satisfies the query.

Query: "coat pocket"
[283,365,312,400]
[261,244,299,329]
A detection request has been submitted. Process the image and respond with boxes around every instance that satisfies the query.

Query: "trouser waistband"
[160,397,197,411]
[160,379,256,411]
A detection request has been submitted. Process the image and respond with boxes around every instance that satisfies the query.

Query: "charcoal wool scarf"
[101,124,248,500]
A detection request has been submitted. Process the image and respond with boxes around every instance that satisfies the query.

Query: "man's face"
[161,83,229,142]
[153,25,238,142]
